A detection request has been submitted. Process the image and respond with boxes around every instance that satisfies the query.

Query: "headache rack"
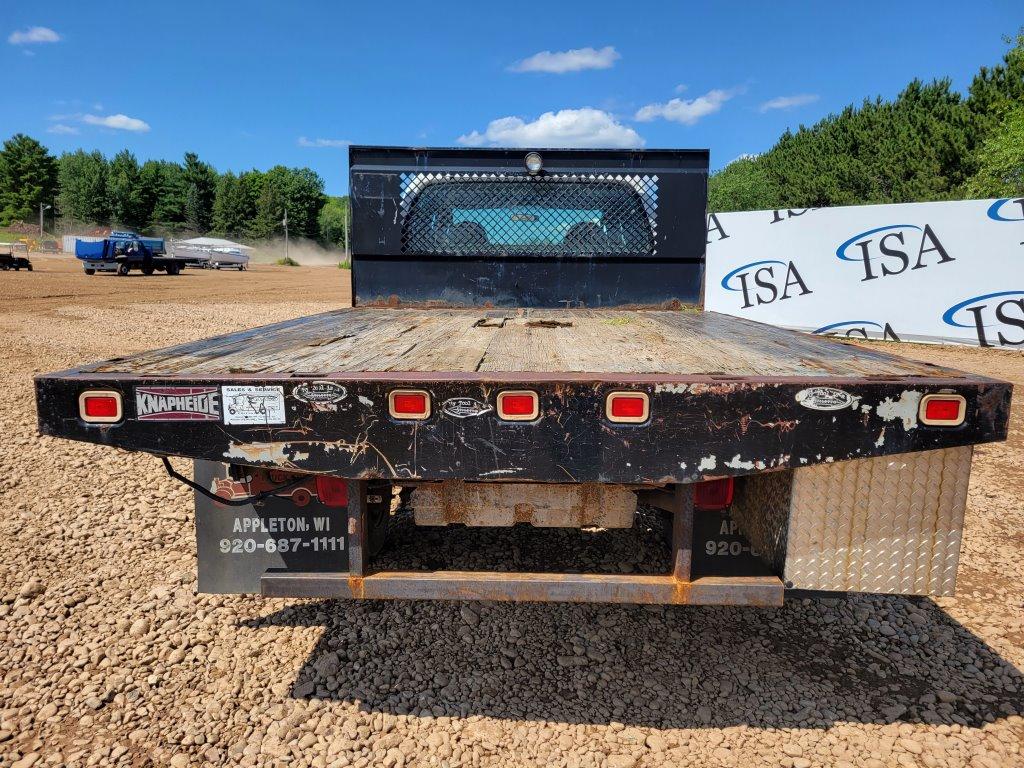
[350,146,708,309]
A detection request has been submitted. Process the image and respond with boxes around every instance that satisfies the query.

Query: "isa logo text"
[720,259,812,309]
[943,291,1024,347]
[836,224,954,281]
[986,198,1024,222]
[813,320,901,342]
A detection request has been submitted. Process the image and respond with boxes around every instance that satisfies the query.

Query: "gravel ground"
[1,256,1022,768]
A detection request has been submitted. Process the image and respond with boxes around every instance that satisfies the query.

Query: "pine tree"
[0,133,58,226]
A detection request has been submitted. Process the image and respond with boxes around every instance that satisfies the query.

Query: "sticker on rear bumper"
[222,385,286,425]
[135,385,221,421]
[795,386,859,411]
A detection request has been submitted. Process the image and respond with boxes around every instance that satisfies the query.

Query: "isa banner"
[704,198,1024,348]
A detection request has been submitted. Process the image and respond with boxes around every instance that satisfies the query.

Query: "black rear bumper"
[35,371,1011,483]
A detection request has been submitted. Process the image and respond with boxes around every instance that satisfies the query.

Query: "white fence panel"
[704,198,1024,347]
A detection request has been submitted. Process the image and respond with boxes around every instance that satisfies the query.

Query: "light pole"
[39,203,51,238]
[282,208,289,263]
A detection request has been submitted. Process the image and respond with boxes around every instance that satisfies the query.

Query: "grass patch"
[276,256,299,266]
[337,258,351,269]
[604,316,636,326]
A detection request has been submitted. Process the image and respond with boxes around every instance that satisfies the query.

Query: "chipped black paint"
[35,375,1011,484]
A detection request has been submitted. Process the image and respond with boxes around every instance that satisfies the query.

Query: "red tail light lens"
[606,392,650,423]
[496,390,539,421]
[919,394,966,426]
[388,390,431,419]
[79,391,122,423]
[315,476,349,507]
[693,478,734,511]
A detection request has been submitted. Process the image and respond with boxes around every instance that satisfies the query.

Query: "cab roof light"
[606,392,650,424]
[496,390,539,421]
[919,394,966,426]
[388,390,431,420]
[79,390,123,424]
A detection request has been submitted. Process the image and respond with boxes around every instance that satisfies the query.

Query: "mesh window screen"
[399,173,658,256]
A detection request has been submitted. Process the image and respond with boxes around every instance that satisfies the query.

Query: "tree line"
[709,32,1024,212]
[0,138,350,247]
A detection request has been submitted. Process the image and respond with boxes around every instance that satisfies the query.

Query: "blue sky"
[2,1,1020,195]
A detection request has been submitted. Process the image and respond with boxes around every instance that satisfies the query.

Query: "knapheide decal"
[135,386,221,421]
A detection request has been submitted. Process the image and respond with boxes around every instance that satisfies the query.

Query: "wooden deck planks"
[82,308,966,379]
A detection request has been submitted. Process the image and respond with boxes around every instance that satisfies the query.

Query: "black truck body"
[35,147,1012,606]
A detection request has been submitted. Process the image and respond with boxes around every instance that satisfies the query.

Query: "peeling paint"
[358,395,374,408]
[725,454,755,470]
[698,456,717,471]
[877,390,923,430]
[874,429,886,447]
[654,383,689,394]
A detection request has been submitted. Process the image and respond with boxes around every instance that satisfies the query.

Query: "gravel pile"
[0,260,1022,767]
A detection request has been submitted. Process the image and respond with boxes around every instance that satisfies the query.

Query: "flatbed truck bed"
[34,147,1013,609]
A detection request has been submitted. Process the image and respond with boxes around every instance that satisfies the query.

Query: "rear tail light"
[919,394,966,426]
[388,390,431,419]
[315,476,349,507]
[496,390,539,421]
[79,390,122,423]
[606,392,650,423]
[693,478,734,511]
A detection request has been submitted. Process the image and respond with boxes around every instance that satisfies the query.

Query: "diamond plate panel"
[731,446,972,596]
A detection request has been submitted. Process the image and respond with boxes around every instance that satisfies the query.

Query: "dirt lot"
[1,255,1023,768]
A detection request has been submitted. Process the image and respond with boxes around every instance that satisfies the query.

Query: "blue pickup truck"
[75,231,195,276]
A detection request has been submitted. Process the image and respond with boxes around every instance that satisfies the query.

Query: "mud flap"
[691,509,775,579]
[194,460,348,594]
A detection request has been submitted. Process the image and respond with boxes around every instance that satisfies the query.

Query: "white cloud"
[47,124,79,135]
[297,136,350,148]
[8,26,61,45]
[82,113,150,132]
[509,46,620,74]
[457,108,644,149]
[674,84,688,94]
[635,88,740,126]
[758,93,819,113]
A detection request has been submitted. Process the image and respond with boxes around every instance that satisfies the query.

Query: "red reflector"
[83,396,119,418]
[315,476,349,507]
[501,395,535,415]
[919,393,966,426]
[693,478,734,511]
[605,391,650,423]
[393,393,427,413]
[389,389,431,419]
[925,398,960,421]
[610,395,646,419]
[496,390,539,421]
[79,391,122,423]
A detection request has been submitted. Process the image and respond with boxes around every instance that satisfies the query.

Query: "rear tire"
[117,263,130,276]
[141,263,154,276]
[166,262,180,276]
[84,268,95,275]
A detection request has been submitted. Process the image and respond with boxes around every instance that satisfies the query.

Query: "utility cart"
[0,242,33,271]
[35,147,1012,606]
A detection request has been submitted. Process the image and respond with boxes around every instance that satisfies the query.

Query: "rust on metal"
[411,481,636,528]
[261,570,785,605]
